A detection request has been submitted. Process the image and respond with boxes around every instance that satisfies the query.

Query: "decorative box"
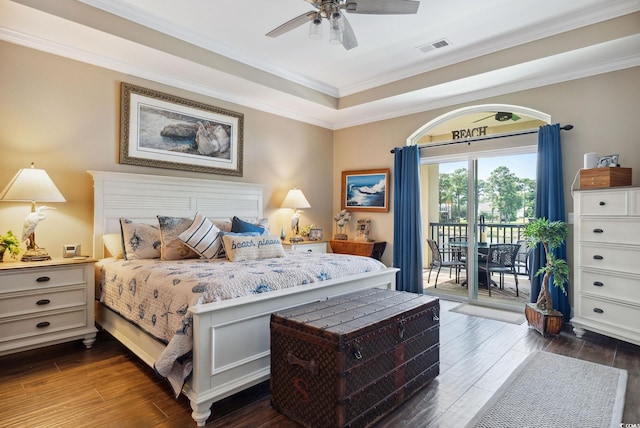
[580,167,632,189]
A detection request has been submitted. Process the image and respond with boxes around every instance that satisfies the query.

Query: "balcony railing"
[429,221,526,260]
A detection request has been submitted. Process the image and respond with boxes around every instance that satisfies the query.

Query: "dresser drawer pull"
[599,201,605,206]
[306,249,313,253]
[36,276,51,283]
[593,255,603,260]
[36,299,51,305]
[36,321,51,328]
[592,281,604,287]
[593,308,604,314]
[592,228,603,233]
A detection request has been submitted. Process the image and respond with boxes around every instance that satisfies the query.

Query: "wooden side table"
[329,240,387,261]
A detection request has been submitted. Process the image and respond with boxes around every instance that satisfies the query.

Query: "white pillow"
[222,234,285,262]
[103,233,124,259]
[178,212,222,259]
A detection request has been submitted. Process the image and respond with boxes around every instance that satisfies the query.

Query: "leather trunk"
[270,288,440,428]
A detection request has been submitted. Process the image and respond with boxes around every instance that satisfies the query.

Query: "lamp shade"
[0,163,66,203]
[281,188,310,210]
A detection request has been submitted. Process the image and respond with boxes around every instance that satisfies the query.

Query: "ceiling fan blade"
[341,15,358,50]
[345,0,420,15]
[266,11,316,38]
[472,114,495,123]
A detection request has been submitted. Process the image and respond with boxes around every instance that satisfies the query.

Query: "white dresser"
[571,186,640,346]
[0,258,97,355]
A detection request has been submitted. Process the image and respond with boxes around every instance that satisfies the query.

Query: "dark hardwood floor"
[1,299,638,427]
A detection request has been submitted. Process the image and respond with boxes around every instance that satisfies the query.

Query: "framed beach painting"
[119,82,244,176]
[341,169,390,212]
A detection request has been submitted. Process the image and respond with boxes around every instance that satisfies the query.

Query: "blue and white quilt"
[95,251,386,396]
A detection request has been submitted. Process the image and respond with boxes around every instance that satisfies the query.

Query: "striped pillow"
[178,212,222,259]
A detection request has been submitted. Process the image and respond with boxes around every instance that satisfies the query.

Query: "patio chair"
[478,243,520,297]
[448,236,467,265]
[515,239,533,276]
[427,239,466,286]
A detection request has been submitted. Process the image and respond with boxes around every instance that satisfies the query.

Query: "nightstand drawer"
[0,265,86,292]
[0,308,87,342]
[284,242,327,253]
[0,286,86,317]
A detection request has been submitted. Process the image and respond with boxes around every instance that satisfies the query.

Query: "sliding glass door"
[422,148,536,308]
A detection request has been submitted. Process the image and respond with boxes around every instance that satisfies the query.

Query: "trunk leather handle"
[286,352,318,375]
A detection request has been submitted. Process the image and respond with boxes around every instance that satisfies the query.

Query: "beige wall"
[334,67,640,269]
[2,38,639,274]
[0,41,334,259]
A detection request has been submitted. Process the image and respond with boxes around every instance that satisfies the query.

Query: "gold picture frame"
[119,82,244,176]
[341,169,390,213]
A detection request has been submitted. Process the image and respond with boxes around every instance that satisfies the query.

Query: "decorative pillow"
[222,234,285,262]
[119,219,161,260]
[217,230,261,260]
[157,216,199,260]
[231,216,268,234]
[178,212,222,259]
[103,233,124,259]
[213,219,232,233]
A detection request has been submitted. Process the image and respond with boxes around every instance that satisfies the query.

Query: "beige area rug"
[466,351,627,428]
[450,303,526,324]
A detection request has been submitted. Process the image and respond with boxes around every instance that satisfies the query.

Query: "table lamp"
[281,187,310,243]
[0,163,66,261]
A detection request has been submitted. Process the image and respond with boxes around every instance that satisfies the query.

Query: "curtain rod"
[390,124,573,153]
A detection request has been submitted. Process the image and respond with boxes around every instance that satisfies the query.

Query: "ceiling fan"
[473,112,521,123]
[266,0,420,50]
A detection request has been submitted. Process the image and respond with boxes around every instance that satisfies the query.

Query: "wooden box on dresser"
[0,258,97,356]
[571,186,640,346]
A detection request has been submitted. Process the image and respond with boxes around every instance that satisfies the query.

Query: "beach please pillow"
[222,234,285,262]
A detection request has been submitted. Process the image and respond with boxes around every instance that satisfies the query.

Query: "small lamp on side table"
[0,163,66,261]
[281,187,311,243]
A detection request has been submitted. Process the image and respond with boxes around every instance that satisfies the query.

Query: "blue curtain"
[393,145,423,293]
[530,124,570,320]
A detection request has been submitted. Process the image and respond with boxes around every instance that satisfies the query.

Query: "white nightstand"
[282,240,327,253]
[0,258,97,356]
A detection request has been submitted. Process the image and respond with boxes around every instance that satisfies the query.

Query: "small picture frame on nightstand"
[309,228,323,241]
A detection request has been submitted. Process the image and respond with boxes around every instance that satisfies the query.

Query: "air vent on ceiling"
[416,38,451,53]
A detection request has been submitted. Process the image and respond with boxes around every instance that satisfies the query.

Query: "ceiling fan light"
[329,27,343,45]
[330,11,344,32]
[309,17,323,40]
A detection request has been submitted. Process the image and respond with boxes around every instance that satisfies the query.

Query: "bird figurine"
[22,206,55,250]
[291,211,301,235]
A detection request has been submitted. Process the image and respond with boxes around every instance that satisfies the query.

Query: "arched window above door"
[407,104,550,147]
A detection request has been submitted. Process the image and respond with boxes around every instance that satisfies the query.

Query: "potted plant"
[0,230,21,262]
[523,218,570,336]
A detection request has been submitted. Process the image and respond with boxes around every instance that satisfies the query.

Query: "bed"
[89,170,399,426]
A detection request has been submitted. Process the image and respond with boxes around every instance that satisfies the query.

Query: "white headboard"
[88,170,264,258]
